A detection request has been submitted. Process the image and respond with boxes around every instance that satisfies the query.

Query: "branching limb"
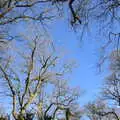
[0,64,17,119]
[97,111,120,120]
[21,38,37,110]
[68,0,81,25]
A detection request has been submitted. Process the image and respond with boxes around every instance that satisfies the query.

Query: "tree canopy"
[0,0,120,120]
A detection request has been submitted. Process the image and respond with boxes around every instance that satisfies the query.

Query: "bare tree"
[102,73,120,106]
[0,36,63,119]
[36,77,83,120]
[85,100,120,120]
[0,35,82,120]
[101,50,120,106]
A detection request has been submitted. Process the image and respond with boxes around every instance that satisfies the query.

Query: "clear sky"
[48,19,108,106]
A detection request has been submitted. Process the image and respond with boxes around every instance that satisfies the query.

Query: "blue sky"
[48,19,108,106]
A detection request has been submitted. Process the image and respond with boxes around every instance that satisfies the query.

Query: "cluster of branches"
[0,0,119,56]
[0,0,82,26]
[0,37,82,120]
[85,100,120,120]
[0,0,119,63]
[0,0,119,28]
